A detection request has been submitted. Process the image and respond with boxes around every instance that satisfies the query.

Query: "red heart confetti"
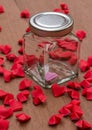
[20,9,30,18]
[31,85,46,105]
[75,119,92,129]
[67,88,80,99]
[14,55,24,65]
[19,78,32,90]
[21,90,30,98]
[17,92,28,103]
[87,55,92,66]
[0,105,13,119]
[48,114,63,126]
[53,3,69,14]
[84,69,92,79]
[0,45,11,54]
[82,87,92,100]
[0,26,2,31]
[9,99,22,112]
[51,84,66,97]
[25,26,31,32]
[25,54,38,66]
[0,5,4,13]
[79,59,90,72]
[0,57,4,66]
[68,54,77,65]
[86,77,92,83]
[80,79,90,88]
[18,38,24,46]
[70,105,83,121]
[6,53,17,61]
[75,30,86,41]
[67,81,81,90]
[58,99,81,117]
[60,3,69,14]
[18,46,24,54]
[4,93,14,105]
[3,69,12,82]
[0,90,7,99]
[57,51,73,60]
[57,39,78,51]
[0,118,9,130]
[15,112,31,122]
[70,99,80,106]
[11,63,25,78]
[59,106,71,117]
[0,66,4,75]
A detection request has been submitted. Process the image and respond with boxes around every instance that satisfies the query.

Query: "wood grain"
[0,0,92,130]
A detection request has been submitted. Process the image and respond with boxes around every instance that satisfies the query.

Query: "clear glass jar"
[23,12,80,88]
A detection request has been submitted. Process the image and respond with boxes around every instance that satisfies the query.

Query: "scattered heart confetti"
[79,59,90,72]
[31,85,46,105]
[0,45,11,54]
[25,26,31,32]
[17,92,28,103]
[4,93,14,105]
[70,105,83,121]
[20,9,30,18]
[87,55,92,66]
[51,84,66,97]
[82,87,92,100]
[18,46,24,54]
[67,88,80,99]
[75,30,86,41]
[48,114,62,126]
[0,118,9,130]
[0,66,4,75]
[11,63,25,78]
[0,89,7,99]
[53,3,69,14]
[68,54,77,65]
[18,38,24,46]
[15,112,31,122]
[84,69,92,79]
[0,5,4,13]
[59,106,71,117]
[0,57,4,66]
[80,79,90,88]
[75,119,92,129]
[19,78,32,90]
[0,26,2,31]
[6,53,17,61]
[14,55,24,65]
[57,39,78,51]
[0,105,13,119]
[67,81,81,90]
[3,69,12,82]
[9,99,22,112]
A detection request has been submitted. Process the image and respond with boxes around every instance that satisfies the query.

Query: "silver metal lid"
[29,12,74,37]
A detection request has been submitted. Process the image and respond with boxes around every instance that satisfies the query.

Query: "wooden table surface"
[0,0,92,130]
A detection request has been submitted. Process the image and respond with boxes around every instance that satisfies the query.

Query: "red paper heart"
[51,84,66,97]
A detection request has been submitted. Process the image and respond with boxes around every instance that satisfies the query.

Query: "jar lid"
[29,12,74,37]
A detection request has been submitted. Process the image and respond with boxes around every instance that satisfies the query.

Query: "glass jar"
[23,12,80,88]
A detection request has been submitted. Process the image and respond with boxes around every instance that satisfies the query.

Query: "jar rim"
[29,12,74,37]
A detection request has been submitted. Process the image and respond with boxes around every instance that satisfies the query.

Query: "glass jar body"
[23,32,80,88]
